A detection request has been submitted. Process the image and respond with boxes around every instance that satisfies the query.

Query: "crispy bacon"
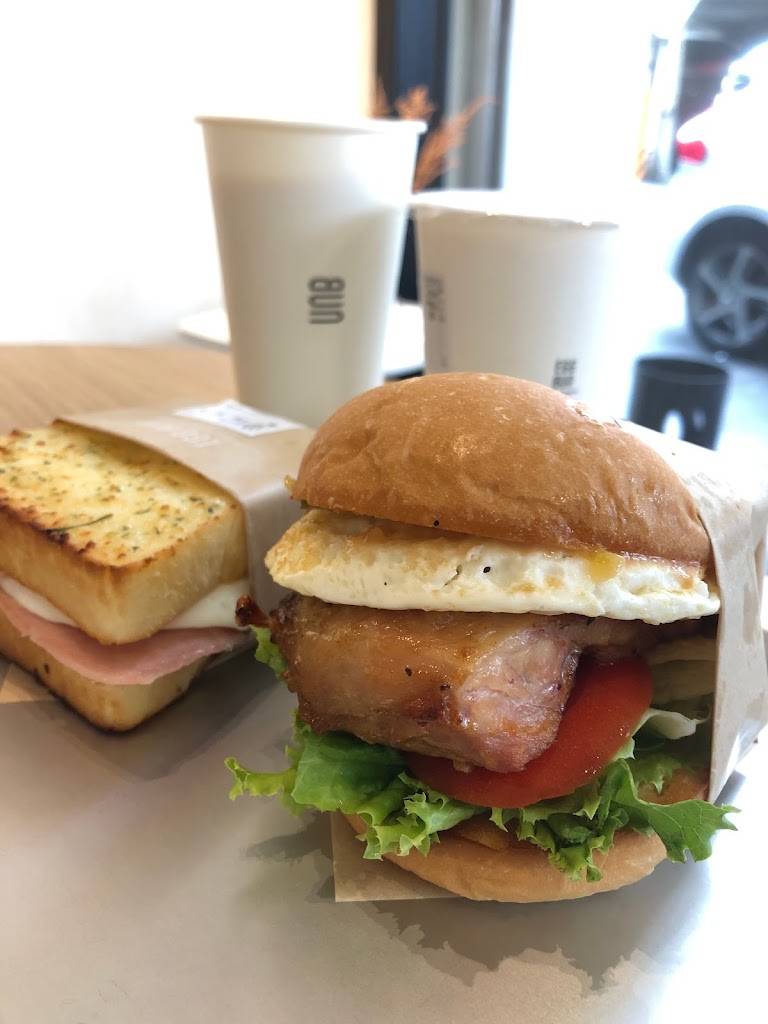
[271,595,674,773]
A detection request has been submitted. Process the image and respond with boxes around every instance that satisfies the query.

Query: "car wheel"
[684,224,768,357]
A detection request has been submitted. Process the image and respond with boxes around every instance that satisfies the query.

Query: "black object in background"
[627,356,730,450]
[377,0,451,302]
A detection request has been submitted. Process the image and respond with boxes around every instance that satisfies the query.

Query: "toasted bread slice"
[0,422,247,644]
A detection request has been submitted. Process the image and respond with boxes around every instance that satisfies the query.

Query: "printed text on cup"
[423,274,446,324]
[551,359,578,395]
[308,277,345,325]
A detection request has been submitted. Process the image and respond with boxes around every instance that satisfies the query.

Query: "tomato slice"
[403,656,653,808]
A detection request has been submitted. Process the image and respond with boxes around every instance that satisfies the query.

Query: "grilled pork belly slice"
[272,595,674,773]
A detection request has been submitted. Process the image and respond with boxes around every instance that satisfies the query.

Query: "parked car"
[667,40,768,360]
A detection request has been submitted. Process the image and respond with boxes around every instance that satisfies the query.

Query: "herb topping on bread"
[0,422,246,644]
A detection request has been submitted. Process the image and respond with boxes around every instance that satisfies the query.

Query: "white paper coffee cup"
[198,115,425,427]
[412,189,619,404]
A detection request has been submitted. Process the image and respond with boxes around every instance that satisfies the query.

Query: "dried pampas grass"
[373,84,493,191]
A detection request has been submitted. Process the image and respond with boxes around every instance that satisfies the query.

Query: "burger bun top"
[292,373,711,567]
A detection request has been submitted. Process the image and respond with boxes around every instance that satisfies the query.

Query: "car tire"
[683,221,768,358]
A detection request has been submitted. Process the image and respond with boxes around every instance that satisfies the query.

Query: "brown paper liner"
[63,400,314,614]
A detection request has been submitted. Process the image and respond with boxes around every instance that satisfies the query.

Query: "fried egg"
[266,509,720,625]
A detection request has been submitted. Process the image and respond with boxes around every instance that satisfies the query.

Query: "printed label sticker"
[177,399,303,438]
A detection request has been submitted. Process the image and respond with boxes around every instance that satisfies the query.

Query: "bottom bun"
[0,608,209,731]
[343,770,708,902]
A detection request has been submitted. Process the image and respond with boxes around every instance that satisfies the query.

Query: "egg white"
[266,509,720,625]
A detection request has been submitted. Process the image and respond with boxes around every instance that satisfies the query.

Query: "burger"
[227,372,736,901]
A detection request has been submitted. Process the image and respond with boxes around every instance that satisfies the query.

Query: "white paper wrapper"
[331,422,768,901]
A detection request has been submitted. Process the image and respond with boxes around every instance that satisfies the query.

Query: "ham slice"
[0,587,251,686]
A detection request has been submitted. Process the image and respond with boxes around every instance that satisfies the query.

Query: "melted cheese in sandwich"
[0,575,248,632]
[266,509,720,626]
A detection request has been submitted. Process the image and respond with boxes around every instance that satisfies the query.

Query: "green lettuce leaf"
[226,715,478,858]
[226,726,304,814]
[252,626,288,678]
[505,752,739,882]
[599,757,738,863]
[227,714,738,883]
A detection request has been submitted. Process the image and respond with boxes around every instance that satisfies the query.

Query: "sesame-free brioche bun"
[292,373,711,567]
[342,767,709,902]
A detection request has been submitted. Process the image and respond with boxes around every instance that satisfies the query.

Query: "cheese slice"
[0,575,248,631]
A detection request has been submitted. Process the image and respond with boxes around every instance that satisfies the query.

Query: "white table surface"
[2,646,765,1024]
[2,345,766,1024]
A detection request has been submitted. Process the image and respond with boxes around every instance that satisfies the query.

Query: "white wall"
[0,1,374,344]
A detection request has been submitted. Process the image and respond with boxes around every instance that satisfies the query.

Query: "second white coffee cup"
[412,190,619,405]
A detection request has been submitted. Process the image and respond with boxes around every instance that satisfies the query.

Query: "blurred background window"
[378,0,768,456]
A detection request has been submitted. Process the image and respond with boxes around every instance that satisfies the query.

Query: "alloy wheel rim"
[690,240,768,350]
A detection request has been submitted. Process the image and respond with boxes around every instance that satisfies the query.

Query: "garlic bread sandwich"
[0,420,251,730]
